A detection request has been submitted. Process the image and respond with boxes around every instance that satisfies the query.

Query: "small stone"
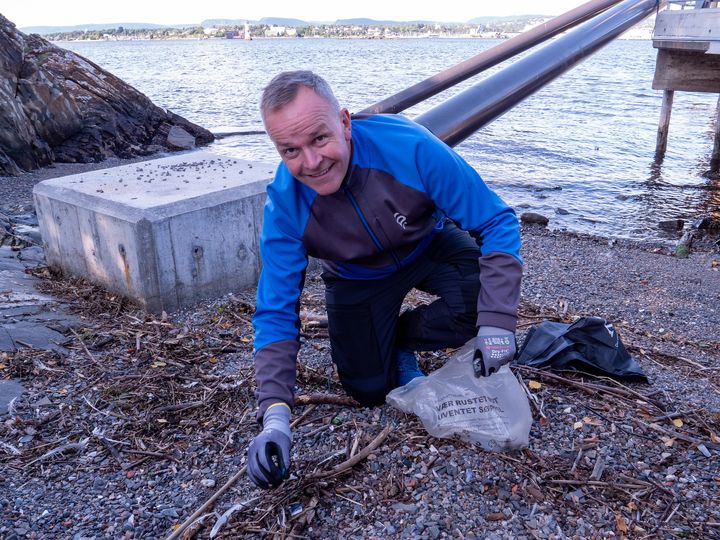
[658,219,684,231]
[521,212,549,226]
[200,478,216,488]
[160,508,179,519]
[391,502,418,513]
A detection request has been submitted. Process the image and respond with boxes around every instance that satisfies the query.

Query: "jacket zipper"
[343,186,401,267]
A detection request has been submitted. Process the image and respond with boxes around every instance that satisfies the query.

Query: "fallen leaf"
[627,501,638,511]
[573,421,584,430]
[672,418,684,428]
[151,361,166,368]
[583,416,603,426]
[710,432,719,444]
[0,364,6,369]
[486,512,506,521]
[615,512,628,533]
[209,357,219,364]
[58,388,68,395]
[240,337,251,343]
[528,380,542,390]
[661,436,676,447]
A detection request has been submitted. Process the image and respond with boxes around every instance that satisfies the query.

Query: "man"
[247,71,522,489]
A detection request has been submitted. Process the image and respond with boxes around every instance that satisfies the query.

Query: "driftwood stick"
[631,417,719,448]
[167,404,318,540]
[165,465,247,540]
[70,327,101,366]
[546,479,649,490]
[295,394,361,407]
[308,424,392,480]
[514,366,661,409]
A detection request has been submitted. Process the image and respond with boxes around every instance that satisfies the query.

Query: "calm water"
[61,38,720,242]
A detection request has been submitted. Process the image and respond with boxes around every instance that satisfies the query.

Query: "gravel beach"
[1,162,719,539]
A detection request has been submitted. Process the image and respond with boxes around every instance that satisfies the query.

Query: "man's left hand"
[473,326,516,377]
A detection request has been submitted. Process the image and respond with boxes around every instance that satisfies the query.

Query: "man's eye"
[315,135,327,143]
[283,148,298,157]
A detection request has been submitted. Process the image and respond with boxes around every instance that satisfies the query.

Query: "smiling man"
[247,70,523,489]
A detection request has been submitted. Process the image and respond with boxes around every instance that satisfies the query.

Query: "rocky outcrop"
[0,14,214,176]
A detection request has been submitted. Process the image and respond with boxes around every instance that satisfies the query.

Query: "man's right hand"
[247,403,292,489]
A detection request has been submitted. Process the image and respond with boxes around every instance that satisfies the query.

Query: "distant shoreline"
[49,34,654,44]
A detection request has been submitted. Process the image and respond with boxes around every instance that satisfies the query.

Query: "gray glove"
[473,326,516,377]
[247,403,292,489]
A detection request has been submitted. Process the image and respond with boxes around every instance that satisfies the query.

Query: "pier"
[652,0,720,165]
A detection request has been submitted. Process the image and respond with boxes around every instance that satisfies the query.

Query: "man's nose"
[302,147,322,169]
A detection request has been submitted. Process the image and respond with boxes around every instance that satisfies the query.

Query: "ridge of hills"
[19,14,549,35]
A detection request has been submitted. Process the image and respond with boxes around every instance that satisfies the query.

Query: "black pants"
[323,224,480,406]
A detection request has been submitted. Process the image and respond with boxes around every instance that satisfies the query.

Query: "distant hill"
[199,19,248,27]
[201,17,311,26]
[259,17,310,26]
[335,18,438,26]
[20,22,197,34]
[467,15,545,24]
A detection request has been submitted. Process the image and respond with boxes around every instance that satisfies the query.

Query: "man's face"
[264,86,352,196]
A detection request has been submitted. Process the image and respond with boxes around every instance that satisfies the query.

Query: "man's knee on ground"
[340,380,391,407]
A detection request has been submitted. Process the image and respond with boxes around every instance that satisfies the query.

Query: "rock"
[555,208,570,215]
[165,126,196,150]
[0,14,214,176]
[391,502,418,513]
[658,219,684,231]
[521,212,549,226]
[159,508,179,519]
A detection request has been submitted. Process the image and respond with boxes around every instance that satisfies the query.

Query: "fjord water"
[62,38,720,242]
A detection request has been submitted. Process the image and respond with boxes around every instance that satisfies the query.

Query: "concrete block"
[33,151,276,313]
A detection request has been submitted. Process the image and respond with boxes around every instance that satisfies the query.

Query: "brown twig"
[514,366,663,411]
[308,424,392,480]
[295,394,361,407]
[69,327,101,366]
[166,464,248,540]
[546,479,649,490]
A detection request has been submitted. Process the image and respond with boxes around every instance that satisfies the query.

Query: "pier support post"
[712,93,720,170]
[655,89,674,159]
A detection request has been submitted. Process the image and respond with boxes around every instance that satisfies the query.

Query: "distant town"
[26,15,655,42]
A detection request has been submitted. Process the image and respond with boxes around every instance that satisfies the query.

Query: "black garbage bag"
[515,317,648,382]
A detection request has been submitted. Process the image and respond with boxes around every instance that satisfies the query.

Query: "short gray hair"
[260,71,340,120]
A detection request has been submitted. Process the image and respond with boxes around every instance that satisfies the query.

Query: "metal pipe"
[360,0,625,115]
[415,0,661,147]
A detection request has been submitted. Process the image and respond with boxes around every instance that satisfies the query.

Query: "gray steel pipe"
[361,0,625,115]
[415,0,661,147]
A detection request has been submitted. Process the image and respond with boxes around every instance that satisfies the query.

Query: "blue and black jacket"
[253,114,522,416]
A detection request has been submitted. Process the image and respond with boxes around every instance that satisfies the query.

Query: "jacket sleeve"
[414,130,523,331]
[252,176,310,419]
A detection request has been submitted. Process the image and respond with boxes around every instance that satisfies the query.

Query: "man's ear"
[340,108,352,141]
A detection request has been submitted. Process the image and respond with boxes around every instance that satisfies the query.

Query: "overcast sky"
[3,0,588,27]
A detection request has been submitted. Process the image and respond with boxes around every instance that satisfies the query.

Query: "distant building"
[265,25,286,37]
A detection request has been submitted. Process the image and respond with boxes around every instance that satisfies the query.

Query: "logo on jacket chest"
[393,212,407,230]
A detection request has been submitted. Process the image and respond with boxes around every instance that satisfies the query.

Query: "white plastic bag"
[386,341,533,451]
